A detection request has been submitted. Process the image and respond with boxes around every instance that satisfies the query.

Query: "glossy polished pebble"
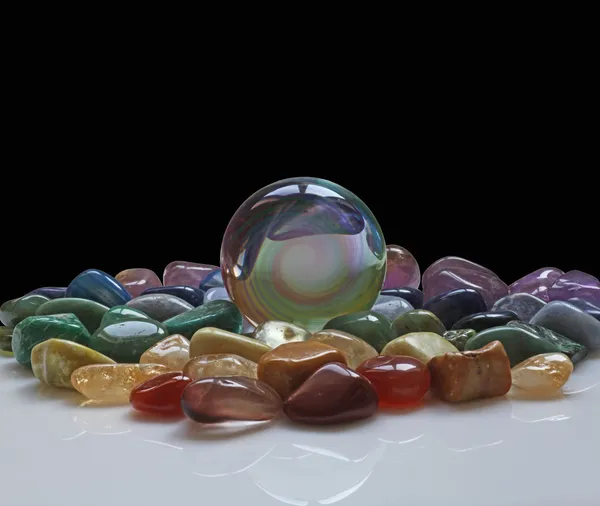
[383,244,420,290]
[164,300,243,339]
[139,334,190,371]
[163,261,218,287]
[190,327,271,363]
[36,298,109,333]
[258,341,347,399]
[31,338,115,389]
[71,363,168,403]
[183,354,258,380]
[324,311,393,352]
[0,294,50,327]
[423,288,487,329]
[130,372,192,416]
[141,285,204,307]
[126,294,193,322]
[253,320,311,348]
[357,355,430,407]
[100,305,150,326]
[491,293,546,322]
[452,310,519,332]
[199,270,224,291]
[67,269,132,307]
[181,377,282,423]
[203,287,230,303]
[115,268,162,298]
[90,319,169,363]
[511,353,573,392]
[428,341,512,402]
[382,332,458,364]
[443,329,476,351]
[548,270,600,306]
[380,287,423,309]
[371,295,414,321]
[1,326,14,352]
[12,314,91,367]
[392,309,446,338]
[509,267,564,302]
[26,287,67,299]
[309,329,378,369]
[284,362,378,425]
[568,298,600,322]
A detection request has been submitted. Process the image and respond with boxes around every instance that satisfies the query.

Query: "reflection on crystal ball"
[220,177,386,332]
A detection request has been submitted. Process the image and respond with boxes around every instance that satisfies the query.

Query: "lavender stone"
[508,267,564,302]
[548,270,600,306]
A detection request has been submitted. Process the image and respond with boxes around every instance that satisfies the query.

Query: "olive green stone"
[392,309,446,338]
[11,314,92,367]
[89,318,169,362]
[1,326,13,352]
[36,298,109,334]
[443,328,476,351]
[0,295,50,327]
[100,305,150,326]
[464,325,563,367]
[163,300,243,339]
[324,311,393,352]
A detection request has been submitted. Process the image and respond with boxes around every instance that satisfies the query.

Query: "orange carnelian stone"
[130,372,192,416]
[356,355,430,408]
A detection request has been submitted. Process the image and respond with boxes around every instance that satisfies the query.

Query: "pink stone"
[115,268,162,298]
[548,270,600,306]
[383,244,420,290]
[163,261,219,287]
[508,267,564,302]
[422,256,507,308]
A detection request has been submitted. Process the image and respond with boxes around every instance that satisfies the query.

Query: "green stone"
[100,305,150,326]
[36,298,109,334]
[0,295,50,327]
[324,311,393,352]
[443,328,476,351]
[11,314,92,367]
[507,320,588,364]
[464,325,563,367]
[392,309,446,338]
[163,300,243,339]
[1,326,13,352]
[89,318,169,362]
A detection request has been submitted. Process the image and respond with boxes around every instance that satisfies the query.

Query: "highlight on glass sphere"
[220,177,387,332]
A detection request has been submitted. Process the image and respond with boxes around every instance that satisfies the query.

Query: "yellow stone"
[190,327,272,363]
[139,334,189,371]
[31,338,115,389]
[382,332,458,364]
[511,352,573,392]
[309,329,378,369]
[183,354,258,380]
[253,320,311,348]
[71,363,168,403]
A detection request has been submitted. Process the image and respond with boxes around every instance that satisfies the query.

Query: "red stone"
[130,372,192,416]
[356,355,430,408]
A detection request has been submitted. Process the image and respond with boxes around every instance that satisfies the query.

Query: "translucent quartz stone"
[163,261,218,287]
[139,334,190,371]
[183,354,258,380]
[382,244,420,290]
[181,377,283,423]
[382,332,458,364]
[190,327,271,363]
[253,320,311,348]
[130,372,192,416]
[309,329,378,369]
[511,353,573,392]
[115,268,162,298]
[71,363,168,403]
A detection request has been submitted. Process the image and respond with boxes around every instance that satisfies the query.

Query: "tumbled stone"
[115,268,162,298]
[382,244,420,290]
[452,310,519,332]
[511,352,573,392]
[422,256,507,308]
[141,285,204,307]
[380,287,423,309]
[568,298,600,322]
[508,267,564,302]
[253,320,311,348]
[548,270,600,306]
[428,341,512,402]
[382,332,458,364]
[199,270,224,291]
[530,300,600,351]
[442,329,476,351]
[183,354,258,380]
[163,261,218,287]
[257,341,347,399]
[12,314,91,367]
[71,363,168,403]
[309,329,378,369]
[126,293,193,322]
[190,327,271,362]
[284,362,378,425]
[371,295,414,321]
[130,372,192,416]
[203,287,230,303]
[31,338,115,388]
[139,334,190,371]
[391,309,446,338]
[164,300,243,339]
[36,298,109,333]
[423,288,487,329]
[26,287,67,299]
[324,311,393,352]
[1,326,14,352]
[66,269,131,307]
[0,294,50,327]
[491,293,546,322]
[100,305,150,326]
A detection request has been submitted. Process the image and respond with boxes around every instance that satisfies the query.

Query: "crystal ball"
[220,177,386,332]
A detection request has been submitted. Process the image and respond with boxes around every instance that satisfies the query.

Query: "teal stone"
[11,314,91,367]
[324,311,393,352]
[443,328,476,351]
[89,318,169,362]
[163,300,243,339]
[0,295,50,327]
[1,326,13,352]
[100,306,151,326]
[464,325,563,367]
[36,298,109,334]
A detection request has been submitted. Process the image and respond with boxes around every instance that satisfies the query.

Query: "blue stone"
[568,298,600,322]
[26,287,67,299]
[380,287,423,309]
[423,288,487,329]
[452,310,519,332]
[66,269,131,307]
[199,270,224,291]
[141,285,205,307]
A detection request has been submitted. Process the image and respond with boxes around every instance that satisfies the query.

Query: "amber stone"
[183,354,258,380]
[181,376,282,423]
[284,362,378,425]
[257,341,347,399]
[357,355,430,408]
[190,327,271,363]
[130,372,192,416]
[309,329,378,369]
[511,352,573,392]
[139,334,190,371]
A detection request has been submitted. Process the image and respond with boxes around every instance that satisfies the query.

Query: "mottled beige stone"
[382,332,457,364]
[183,354,258,380]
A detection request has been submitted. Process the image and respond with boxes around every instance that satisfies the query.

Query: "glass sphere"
[220,177,386,332]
